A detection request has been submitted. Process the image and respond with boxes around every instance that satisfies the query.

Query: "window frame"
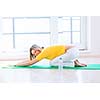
[1,16,87,51]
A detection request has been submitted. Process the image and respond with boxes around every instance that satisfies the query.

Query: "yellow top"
[36,45,66,61]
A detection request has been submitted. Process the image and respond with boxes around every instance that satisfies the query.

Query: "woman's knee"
[63,47,79,61]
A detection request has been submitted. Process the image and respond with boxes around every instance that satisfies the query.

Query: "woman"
[16,44,87,67]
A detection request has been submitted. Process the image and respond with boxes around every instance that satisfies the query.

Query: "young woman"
[16,44,87,67]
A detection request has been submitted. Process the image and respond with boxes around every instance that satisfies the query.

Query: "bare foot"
[74,59,87,67]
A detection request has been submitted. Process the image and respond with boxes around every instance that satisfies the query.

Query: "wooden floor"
[0,57,100,83]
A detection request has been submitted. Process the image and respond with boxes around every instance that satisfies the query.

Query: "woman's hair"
[29,44,44,60]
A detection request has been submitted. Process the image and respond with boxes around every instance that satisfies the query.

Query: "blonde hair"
[29,44,44,60]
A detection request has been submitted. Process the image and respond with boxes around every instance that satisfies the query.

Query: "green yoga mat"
[1,64,100,70]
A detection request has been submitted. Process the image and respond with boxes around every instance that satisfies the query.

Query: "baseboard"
[80,54,100,58]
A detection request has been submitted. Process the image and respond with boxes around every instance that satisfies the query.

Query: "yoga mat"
[1,64,100,70]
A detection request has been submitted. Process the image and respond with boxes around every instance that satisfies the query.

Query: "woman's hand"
[16,58,39,66]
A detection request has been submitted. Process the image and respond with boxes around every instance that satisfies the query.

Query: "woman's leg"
[62,47,87,67]
[50,47,79,66]
[50,55,62,66]
[50,47,87,67]
[62,47,79,61]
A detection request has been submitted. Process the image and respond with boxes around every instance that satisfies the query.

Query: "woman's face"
[31,49,41,56]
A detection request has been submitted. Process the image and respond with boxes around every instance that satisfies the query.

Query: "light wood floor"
[0,57,100,83]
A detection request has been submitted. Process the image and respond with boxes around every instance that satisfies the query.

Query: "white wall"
[90,16,100,54]
[0,17,2,47]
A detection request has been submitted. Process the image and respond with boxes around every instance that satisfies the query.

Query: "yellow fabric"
[36,45,66,61]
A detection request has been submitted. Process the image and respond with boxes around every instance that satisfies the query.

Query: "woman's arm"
[16,58,39,66]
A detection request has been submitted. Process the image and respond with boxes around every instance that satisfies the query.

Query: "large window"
[2,17,50,50]
[58,16,81,45]
[1,16,87,51]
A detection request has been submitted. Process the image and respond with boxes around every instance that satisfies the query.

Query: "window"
[1,17,51,50]
[1,16,87,51]
[14,17,50,49]
[58,16,81,45]
[1,17,13,48]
